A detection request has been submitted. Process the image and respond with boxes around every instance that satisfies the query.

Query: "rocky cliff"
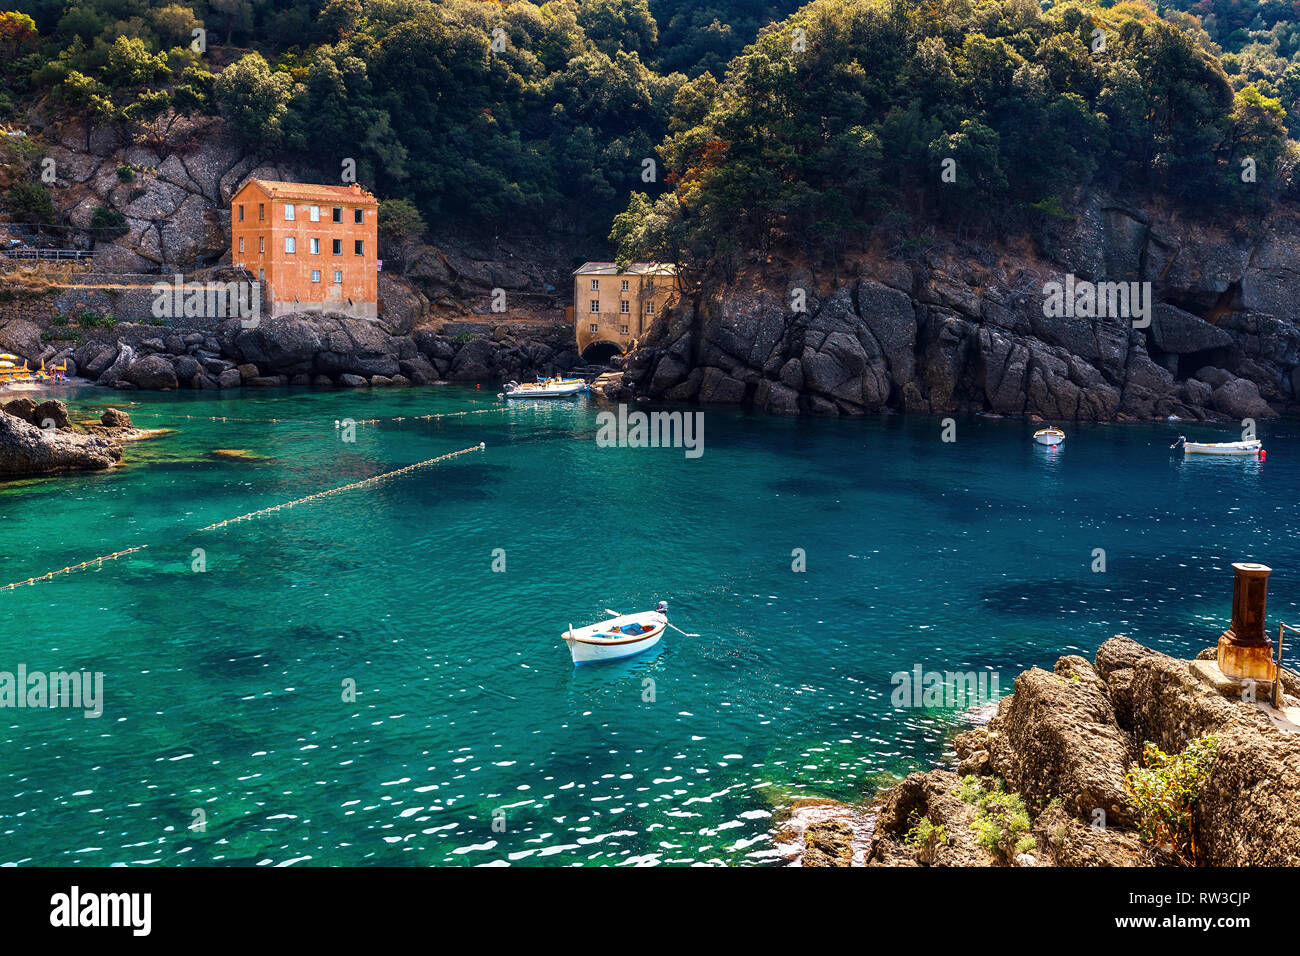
[0,310,578,392]
[805,636,1300,867]
[1,108,586,390]
[16,108,579,318]
[624,193,1300,422]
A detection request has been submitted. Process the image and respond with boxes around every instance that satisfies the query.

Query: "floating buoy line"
[0,547,150,592]
[121,405,516,427]
[1,443,487,592]
[191,442,485,533]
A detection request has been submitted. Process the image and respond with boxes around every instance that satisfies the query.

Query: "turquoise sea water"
[1,385,1298,866]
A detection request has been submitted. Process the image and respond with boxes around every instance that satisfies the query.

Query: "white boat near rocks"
[1033,426,1065,446]
[1171,435,1264,457]
[501,377,588,399]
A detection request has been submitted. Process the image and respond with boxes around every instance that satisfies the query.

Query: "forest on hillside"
[1,0,1299,275]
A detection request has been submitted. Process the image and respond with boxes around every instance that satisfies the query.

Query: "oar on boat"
[608,606,701,638]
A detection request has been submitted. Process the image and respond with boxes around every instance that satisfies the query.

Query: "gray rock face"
[1211,376,1276,420]
[125,354,179,390]
[1149,304,1233,354]
[868,635,1300,867]
[698,367,746,404]
[32,400,73,430]
[0,319,42,361]
[96,343,135,387]
[377,273,425,337]
[0,409,122,476]
[620,189,1300,419]
[985,656,1137,827]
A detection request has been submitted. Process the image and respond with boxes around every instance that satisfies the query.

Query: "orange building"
[230,179,379,320]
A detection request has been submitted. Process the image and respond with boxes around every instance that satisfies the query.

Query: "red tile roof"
[236,179,378,204]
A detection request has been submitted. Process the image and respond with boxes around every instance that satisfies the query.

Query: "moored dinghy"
[1171,435,1264,457]
[1033,426,1066,447]
[562,601,695,664]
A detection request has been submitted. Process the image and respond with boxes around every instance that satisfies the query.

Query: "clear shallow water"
[1,386,1297,866]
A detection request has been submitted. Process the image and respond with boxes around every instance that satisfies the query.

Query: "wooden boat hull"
[1183,440,1262,456]
[563,612,666,664]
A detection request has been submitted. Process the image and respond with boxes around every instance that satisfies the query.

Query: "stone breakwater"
[622,193,1300,421]
[0,314,579,392]
[800,636,1300,867]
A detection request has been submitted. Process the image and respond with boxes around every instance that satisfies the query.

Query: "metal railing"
[1275,623,1300,706]
[1,249,92,261]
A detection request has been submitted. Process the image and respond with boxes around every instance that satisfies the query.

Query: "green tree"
[377,198,427,274]
[90,205,128,239]
[52,70,116,150]
[150,4,201,49]
[101,35,167,90]
[214,53,294,146]
[5,181,55,225]
[578,0,659,58]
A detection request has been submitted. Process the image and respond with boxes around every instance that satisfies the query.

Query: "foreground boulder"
[984,655,1136,826]
[0,407,121,475]
[855,636,1300,867]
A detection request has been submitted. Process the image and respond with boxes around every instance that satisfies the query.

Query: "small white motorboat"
[562,602,681,664]
[1171,435,1264,457]
[501,377,587,399]
[1033,426,1066,447]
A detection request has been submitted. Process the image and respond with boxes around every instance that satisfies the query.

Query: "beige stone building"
[572,261,678,360]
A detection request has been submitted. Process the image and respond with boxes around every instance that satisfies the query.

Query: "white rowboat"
[1171,436,1263,456]
[562,607,667,664]
[1033,426,1066,446]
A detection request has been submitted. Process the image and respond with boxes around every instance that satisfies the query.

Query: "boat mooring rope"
[0,546,150,592]
[192,441,485,533]
[1,442,485,591]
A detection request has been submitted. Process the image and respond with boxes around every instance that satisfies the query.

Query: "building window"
[259,236,265,253]
[620,325,629,335]
[621,280,629,291]
[646,283,655,294]
[238,205,244,222]
[310,238,320,254]
[332,207,343,223]
[238,237,244,254]
[258,269,264,282]
[646,300,655,314]
[619,301,629,314]
[354,208,364,224]
[258,203,264,221]
[309,205,320,222]
[589,299,599,313]
[332,239,342,255]
[354,239,364,256]
[285,204,295,221]
[311,270,321,283]
[285,237,295,253]
[590,323,598,333]
[333,270,342,283]
[590,279,599,291]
